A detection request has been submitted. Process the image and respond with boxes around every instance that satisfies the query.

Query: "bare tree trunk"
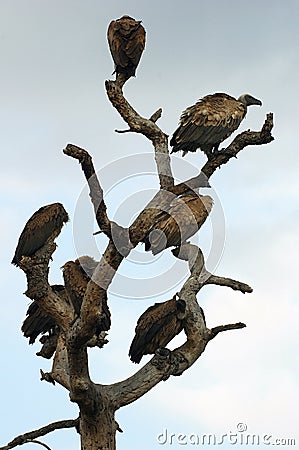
[80,406,117,450]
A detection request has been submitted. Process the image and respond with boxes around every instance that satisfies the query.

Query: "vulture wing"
[129,297,186,363]
[144,193,213,255]
[21,285,68,344]
[107,16,146,77]
[171,93,247,155]
[12,203,68,265]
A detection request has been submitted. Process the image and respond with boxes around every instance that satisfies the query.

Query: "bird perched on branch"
[62,256,111,333]
[21,284,69,344]
[170,93,262,159]
[107,15,146,80]
[129,295,186,363]
[143,192,213,255]
[12,202,69,266]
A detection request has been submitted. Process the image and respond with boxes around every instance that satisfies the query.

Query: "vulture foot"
[152,347,172,372]
[152,348,188,380]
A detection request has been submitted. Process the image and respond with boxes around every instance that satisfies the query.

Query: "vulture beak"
[247,95,262,106]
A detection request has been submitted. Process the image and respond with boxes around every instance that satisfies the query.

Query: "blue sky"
[1,1,299,449]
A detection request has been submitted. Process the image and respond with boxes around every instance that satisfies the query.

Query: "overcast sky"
[1,1,299,449]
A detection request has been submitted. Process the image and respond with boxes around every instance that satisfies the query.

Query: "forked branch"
[105,79,174,189]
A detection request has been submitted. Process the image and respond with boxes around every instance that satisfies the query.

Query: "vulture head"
[238,94,262,107]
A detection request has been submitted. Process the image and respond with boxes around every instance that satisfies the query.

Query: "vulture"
[107,15,146,79]
[143,192,213,255]
[170,93,262,158]
[62,256,111,333]
[129,295,186,363]
[21,284,68,344]
[12,202,69,266]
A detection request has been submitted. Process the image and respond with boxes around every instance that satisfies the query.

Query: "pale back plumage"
[170,93,262,158]
[143,193,213,255]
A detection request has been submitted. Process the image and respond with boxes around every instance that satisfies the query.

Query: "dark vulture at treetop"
[22,284,69,344]
[62,256,111,333]
[129,295,186,364]
[143,192,213,255]
[170,93,262,158]
[12,202,69,266]
[107,15,146,79]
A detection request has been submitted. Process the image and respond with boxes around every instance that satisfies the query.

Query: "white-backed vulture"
[143,192,213,255]
[107,15,146,79]
[170,93,262,158]
[62,256,111,333]
[129,295,186,363]
[12,203,69,266]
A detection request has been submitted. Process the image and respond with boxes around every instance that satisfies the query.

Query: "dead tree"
[1,16,274,450]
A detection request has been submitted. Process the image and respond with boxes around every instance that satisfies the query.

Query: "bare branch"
[173,243,253,294]
[105,79,174,189]
[25,441,52,450]
[149,108,162,123]
[203,273,253,293]
[50,334,70,390]
[26,440,52,450]
[169,113,274,195]
[208,322,246,341]
[63,144,113,238]
[0,419,79,450]
[114,128,132,134]
[40,369,55,385]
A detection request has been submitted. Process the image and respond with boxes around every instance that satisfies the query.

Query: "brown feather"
[62,256,111,333]
[12,203,69,265]
[143,193,213,255]
[21,285,69,344]
[129,296,186,363]
[107,15,146,78]
[170,92,261,157]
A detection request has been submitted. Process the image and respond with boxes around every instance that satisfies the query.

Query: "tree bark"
[80,405,117,450]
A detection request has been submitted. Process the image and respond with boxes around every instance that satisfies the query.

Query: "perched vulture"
[143,192,213,255]
[107,15,146,79]
[12,203,69,266]
[62,256,111,333]
[129,295,186,363]
[21,284,68,344]
[170,93,262,158]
